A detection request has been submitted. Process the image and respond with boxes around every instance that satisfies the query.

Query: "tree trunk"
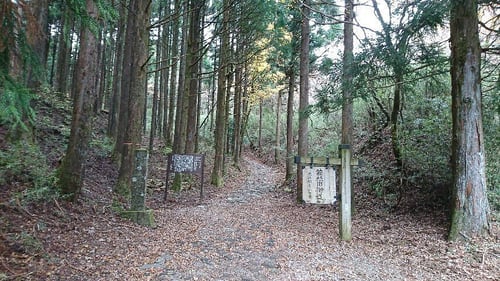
[160,0,171,140]
[448,0,490,240]
[69,29,80,100]
[113,0,133,161]
[48,23,58,87]
[115,0,151,197]
[233,53,242,165]
[185,0,203,154]
[297,0,310,202]
[55,8,72,94]
[94,28,107,113]
[239,63,250,157]
[165,0,181,147]
[391,74,403,168]
[149,21,161,152]
[150,1,164,152]
[224,67,233,155]
[57,0,99,201]
[275,91,282,164]
[173,0,189,154]
[211,0,230,187]
[210,49,217,131]
[108,0,127,139]
[285,68,295,182]
[258,97,263,149]
[26,0,49,89]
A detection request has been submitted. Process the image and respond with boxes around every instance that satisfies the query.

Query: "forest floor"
[1,142,499,280]
[1,95,499,280]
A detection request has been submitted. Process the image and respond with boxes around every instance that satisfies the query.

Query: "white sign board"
[302,166,336,204]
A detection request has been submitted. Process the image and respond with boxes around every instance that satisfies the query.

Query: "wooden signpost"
[295,145,358,241]
[164,153,205,201]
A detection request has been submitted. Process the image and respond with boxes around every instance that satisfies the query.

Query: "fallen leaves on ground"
[1,151,498,281]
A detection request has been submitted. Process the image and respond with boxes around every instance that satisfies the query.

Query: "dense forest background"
[0,0,498,251]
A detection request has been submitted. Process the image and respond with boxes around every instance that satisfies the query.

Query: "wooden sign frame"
[295,145,359,241]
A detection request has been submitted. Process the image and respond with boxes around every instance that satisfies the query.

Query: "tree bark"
[275,91,282,164]
[258,97,263,149]
[57,0,99,201]
[150,1,164,152]
[211,0,230,187]
[55,8,72,94]
[297,0,310,202]
[149,20,161,152]
[448,0,490,240]
[285,68,295,182]
[173,0,189,154]
[160,0,171,140]
[26,0,49,89]
[165,0,181,147]
[391,74,403,168]
[233,52,242,165]
[115,0,151,197]
[108,0,127,139]
[185,0,203,154]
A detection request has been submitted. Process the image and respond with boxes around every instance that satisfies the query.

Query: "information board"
[164,154,205,201]
[302,166,336,204]
[169,154,204,174]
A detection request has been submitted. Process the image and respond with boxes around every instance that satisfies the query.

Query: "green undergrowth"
[0,140,62,204]
[0,87,71,205]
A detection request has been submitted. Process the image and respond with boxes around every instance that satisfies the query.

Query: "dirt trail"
[145,158,406,281]
[37,156,498,280]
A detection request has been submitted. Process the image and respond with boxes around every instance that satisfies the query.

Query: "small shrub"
[16,231,44,254]
[162,145,173,156]
[16,174,62,203]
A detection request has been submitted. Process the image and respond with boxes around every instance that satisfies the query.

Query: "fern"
[0,76,35,132]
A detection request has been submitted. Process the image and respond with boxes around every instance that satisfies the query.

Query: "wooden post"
[339,144,352,241]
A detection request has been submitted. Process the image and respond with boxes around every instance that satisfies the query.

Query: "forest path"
[142,157,408,281]
[42,156,497,280]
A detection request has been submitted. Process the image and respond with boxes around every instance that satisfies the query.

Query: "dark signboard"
[165,154,205,201]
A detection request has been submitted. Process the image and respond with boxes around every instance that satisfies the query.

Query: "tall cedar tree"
[54,5,73,95]
[115,0,151,196]
[173,0,189,155]
[58,0,99,200]
[211,0,230,187]
[448,0,490,240]
[166,0,181,146]
[284,4,301,184]
[185,0,203,154]
[26,0,49,89]
[108,0,127,140]
[297,0,310,202]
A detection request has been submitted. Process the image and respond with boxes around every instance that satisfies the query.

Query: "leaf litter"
[0,147,498,281]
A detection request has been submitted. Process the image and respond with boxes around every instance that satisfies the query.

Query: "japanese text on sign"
[170,154,203,174]
[302,166,336,204]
